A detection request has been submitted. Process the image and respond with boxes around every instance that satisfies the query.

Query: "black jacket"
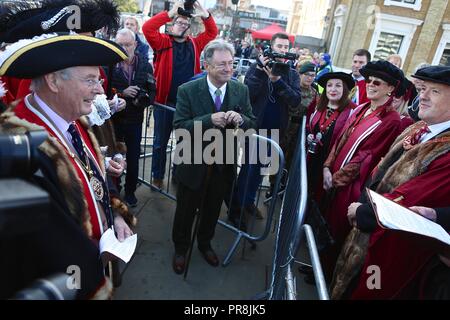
[244,62,301,136]
[110,52,154,124]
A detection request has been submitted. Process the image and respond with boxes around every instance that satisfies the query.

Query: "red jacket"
[142,11,218,104]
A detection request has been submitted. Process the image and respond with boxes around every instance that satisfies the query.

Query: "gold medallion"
[90,176,104,200]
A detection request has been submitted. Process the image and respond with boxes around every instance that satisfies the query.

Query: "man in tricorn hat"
[333,65,450,299]
[0,33,132,299]
[0,0,121,103]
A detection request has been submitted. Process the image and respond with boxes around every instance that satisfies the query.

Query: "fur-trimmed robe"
[0,111,115,299]
[331,121,450,299]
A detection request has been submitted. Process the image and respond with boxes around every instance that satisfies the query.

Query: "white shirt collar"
[421,119,450,143]
[206,75,227,104]
[353,74,365,82]
[34,93,74,146]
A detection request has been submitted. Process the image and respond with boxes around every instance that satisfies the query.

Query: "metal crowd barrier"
[137,102,285,267]
[218,133,285,266]
[138,102,177,201]
[262,117,329,300]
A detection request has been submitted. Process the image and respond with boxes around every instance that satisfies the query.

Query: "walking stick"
[183,165,213,280]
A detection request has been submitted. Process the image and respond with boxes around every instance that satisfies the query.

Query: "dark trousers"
[172,167,231,254]
[152,107,174,180]
[115,122,143,195]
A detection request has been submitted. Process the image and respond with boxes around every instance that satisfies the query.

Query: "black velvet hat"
[0,0,120,43]
[411,66,450,86]
[360,60,404,87]
[0,33,127,78]
[317,72,356,90]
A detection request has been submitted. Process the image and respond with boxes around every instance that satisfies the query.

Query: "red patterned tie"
[403,125,430,150]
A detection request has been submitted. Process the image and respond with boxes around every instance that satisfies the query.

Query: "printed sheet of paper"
[368,189,450,246]
[99,228,137,263]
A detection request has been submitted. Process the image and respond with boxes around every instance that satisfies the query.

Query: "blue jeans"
[115,122,143,195]
[152,107,174,180]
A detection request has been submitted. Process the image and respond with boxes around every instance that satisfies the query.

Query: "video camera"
[258,47,299,77]
[177,0,196,18]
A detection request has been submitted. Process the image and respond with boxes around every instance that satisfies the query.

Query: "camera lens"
[0,131,47,178]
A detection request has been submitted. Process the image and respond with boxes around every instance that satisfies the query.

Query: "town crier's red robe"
[322,102,401,272]
[15,95,107,240]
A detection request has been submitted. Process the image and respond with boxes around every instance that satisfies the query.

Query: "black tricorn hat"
[317,72,355,90]
[360,60,404,87]
[411,66,450,86]
[0,33,127,78]
[0,0,120,43]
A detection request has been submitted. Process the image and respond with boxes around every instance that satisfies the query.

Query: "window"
[369,14,422,65]
[433,24,450,66]
[439,43,450,66]
[384,0,422,11]
[374,32,404,60]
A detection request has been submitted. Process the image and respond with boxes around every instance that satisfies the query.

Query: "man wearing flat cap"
[0,34,132,299]
[331,65,450,300]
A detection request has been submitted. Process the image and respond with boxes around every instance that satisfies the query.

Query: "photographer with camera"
[110,28,156,207]
[142,0,218,189]
[228,33,301,229]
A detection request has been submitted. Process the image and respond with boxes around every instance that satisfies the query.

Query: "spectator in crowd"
[123,16,150,62]
[282,62,317,179]
[236,40,251,59]
[315,53,333,93]
[408,62,431,121]
[321,61,404,277]
[392,77,415,131]
[171,39,256,274]
[333,66,450,300]
[142,1,218,189]
[387,54,403,69]
[229,32,301,230]
[349,49,371,106]
[0,33,133,299]
[110,28,155,207]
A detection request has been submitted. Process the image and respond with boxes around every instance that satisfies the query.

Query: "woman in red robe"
[306,72,355,199]
[320,61,405,276]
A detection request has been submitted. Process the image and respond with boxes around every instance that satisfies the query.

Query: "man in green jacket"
[171,39,257,274]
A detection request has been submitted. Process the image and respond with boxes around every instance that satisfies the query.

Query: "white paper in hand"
[99,228,137,263]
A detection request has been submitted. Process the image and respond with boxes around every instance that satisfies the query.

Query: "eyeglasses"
[211,62,234,70]
[75,77,105,88]
[303,72,316,78]
[365,78,385,86]
[174,21,190,28]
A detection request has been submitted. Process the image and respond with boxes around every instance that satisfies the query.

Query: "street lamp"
[230,1,239,40]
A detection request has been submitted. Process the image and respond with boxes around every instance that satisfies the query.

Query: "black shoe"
[125,193,137,207]
[245,204,264,220]
[199,248,219,267]
[298,265,313,275]
[304,274,316,286]
[228,215,247,232]
[172,253,186,275]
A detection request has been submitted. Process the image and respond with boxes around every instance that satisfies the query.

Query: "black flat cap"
[0,0,120,43]
[411,66,450,86]
[317,72,355,90]
[0,33,127,78]
[360,60,404,87]
[298,62,316,74]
